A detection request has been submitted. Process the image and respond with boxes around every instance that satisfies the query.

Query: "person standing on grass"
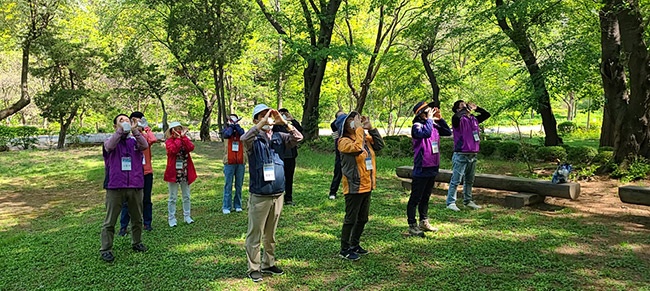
[328,111,346,200]
[118,111,158,236]
[272,108,304,206]
[446,100,491,211]
[336,111,384,261]
[100,113,149,263]
[407,102,452,237]
[164,121,197,227]
[221,114,246,214]
[242,104,303,283]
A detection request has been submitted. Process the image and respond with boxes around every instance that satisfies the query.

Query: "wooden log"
[396,166,580,200]
[619,186,650,206]
[505,193,544,209]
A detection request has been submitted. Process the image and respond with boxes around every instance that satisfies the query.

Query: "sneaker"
[118,228,127,237]
[351,245,368,255]
[222,209,231,214]
[132,243,148,252]
[144,224,153,231]
[284,200,294,206]
[169,218,177,227]
[339,248,360,261]
[464,201,482,210]
[446,204,461,212]
[419,219,439,232]
[184,217,195,224]
[235,208,243,212]
[329,195,336,200]
[261,265,284,275]
[100,251,115,263]
[247,271,263,283]
[408,223,425,237]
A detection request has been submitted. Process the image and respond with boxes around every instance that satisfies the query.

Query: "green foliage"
[558,121,577,134]
[536,146,568,162]
[496,141,521,160]
[0,126,39,150]
[439,137,455,160]
[566,145,598,164]
[306,136,336,153]
[377,135,412,159]
[0,125,17,151]
[611,157,650,183]
[599,146,614,153]
[479,140,498,157]
[593,151,614,165]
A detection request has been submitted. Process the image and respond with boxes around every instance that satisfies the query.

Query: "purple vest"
[412,120,441,168]
[103,137,145,189]
[453,115,480,153]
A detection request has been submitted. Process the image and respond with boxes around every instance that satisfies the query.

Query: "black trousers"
[329,151,342,196]
[407,176,436,225]
[283,157,296,202]
[341,192,371,250]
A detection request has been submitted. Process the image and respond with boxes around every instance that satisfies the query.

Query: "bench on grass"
[395,166,581,209]
[619,186,650,206]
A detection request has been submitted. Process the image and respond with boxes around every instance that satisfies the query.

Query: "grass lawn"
[1,143,649,290]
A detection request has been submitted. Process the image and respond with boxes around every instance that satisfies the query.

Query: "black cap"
[452,100,465,113]
[130,111,144,119]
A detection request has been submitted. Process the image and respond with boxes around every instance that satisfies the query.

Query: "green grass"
[1,143,649,290]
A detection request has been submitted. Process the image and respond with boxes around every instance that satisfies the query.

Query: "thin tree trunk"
[421,48,440,107]
[156,93,169,132]
[274,0,284,109]
[57,105,78,149]
[0,44,31,120]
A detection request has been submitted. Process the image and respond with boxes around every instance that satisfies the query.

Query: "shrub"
[611,157,650,182]
[0,126,16,151]
[306,136,336,153]
[439,137,455,160]
[536,146,568,162]
[497,141,521,160]
[558,121,577,134]
[10,126,39,150]
[479,140,498,157]
[566,146,598,164]
[519,142,539,161]
[378,135,412,158]
[593,151,614,165]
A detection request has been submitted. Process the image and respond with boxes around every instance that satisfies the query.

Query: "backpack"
[552,163,572,184]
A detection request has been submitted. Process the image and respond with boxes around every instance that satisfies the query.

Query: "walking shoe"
[339,248,360,261]
[144,224,153,231]
[329,195,336,200]
[261,265,284,275]
[222,209,231,214]
[235,208,243,212]
[284,200,294,206]
[446,204,461,212]
[132,243,148,252]
[169,218,177,227]
[419,219,439,232]
[464,201,482,210]
[118,227,127,237]
[100,251,115,263]
[247,271,263,283]
[351,245,368,255]
[408,223,425,237]
[184,217,195,224]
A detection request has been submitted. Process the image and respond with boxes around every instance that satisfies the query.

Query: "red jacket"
[164,136,197,184]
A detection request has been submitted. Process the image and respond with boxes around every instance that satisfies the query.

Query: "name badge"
[365,157,373,170]
[263,163,275,181]
[431,141,439,154]
[232,141,240,152]
[142,156,146,165]
[175,159,183,170]
[472,131,480,142]
[121,157,132,171]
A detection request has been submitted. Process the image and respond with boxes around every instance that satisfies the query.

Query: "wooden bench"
[396,166,581,208]
[619,186,650,206]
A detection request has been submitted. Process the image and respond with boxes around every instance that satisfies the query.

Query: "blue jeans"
[223,164,245,211]
[446,153,477,205]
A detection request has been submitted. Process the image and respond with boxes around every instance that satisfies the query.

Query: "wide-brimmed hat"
[335,111,359,138]
[253,104,271,120]
[168,121,182,129]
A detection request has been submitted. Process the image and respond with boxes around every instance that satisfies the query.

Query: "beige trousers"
[245,193,284,273]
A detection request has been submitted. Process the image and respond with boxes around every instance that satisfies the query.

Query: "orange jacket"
[337,127,384,195]
[141,127,158,175]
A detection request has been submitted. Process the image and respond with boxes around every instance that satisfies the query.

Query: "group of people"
[99,100,490,283]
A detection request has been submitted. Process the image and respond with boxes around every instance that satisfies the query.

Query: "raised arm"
[434,119,452,137]
[412,119,434,139]
[241,126,261,154]
[338,127,365,154]
[367,128,384,152]
[280,127,304,149]
[180,136,195,152]
[142,127,158,145]
[103,127,127,153]
[132,128,149,151]
[222,124,235,139]
[165,138,183,156]
[475,107,492,124]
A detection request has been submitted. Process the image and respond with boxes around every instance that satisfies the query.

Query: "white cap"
[253,104,271,120]
[168,121,182,128]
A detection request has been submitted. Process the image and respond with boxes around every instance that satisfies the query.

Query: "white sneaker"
[222,209,231,214]
[184,217,195,224]
[168,218,178,227]
[329,195,336,200]
[446,204,461,212]
[464,201,482,210]
[235,208,243,212]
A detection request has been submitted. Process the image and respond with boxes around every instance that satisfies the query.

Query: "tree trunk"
[421,48,441,108]
[274,0,284,109]
[599,0,628,148]
[57,105,78,149]
[614,1,650,163]
[0,43,31,120]
[200,100,214,142]
[156,93,169,132]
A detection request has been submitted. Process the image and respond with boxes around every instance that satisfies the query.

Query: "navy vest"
[248,132,285,195]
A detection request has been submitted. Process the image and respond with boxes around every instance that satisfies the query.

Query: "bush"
[536,146,568,162]
[497,141,521,160]
[611,157,650,182]
[566,146,598,164]
[558,121,577,134]
[306,136,336,153]
[519,142,539,161]
[377,135,412,158]
[593,151,614,165]
[0,125,17,151]
[479,140,497,157]
[439,137,455,160]
[10,126,39,150]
